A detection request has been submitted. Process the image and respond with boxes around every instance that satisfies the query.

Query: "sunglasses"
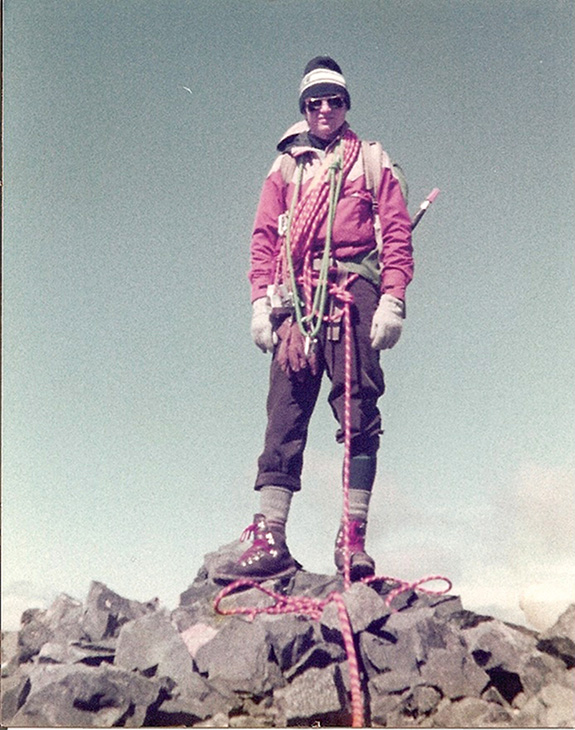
[305,95,346,112]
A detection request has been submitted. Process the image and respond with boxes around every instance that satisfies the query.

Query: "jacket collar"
[277,120,349,157]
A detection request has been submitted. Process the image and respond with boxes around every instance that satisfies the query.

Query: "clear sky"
[3,0,574,631]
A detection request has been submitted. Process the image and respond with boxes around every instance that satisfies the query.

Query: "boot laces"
[240,523,257,542]
[238,519,277,560]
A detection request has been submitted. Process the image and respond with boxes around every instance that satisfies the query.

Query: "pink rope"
[289,131,361,272]
[332,592,364,724]
[362,574,453,608]
[275,130,361,297]
[330,277,358,591]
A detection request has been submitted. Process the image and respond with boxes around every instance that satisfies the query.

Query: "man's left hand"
[370,294,405,350]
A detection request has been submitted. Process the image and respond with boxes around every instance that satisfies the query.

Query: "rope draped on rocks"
[214,133,451,727]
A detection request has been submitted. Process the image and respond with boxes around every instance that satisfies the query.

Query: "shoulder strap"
[361,140,383,202]
[362,141,385,252]
[361,140,409,253]
[361,140,408,204]
[279,153,297,185]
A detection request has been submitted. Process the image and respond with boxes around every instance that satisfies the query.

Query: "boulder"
[273,664,348,726]
[8,664,159,727]
[80,581,159,641]
[194,617,283,696]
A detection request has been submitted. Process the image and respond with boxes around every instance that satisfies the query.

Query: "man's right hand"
[251,297,275,353]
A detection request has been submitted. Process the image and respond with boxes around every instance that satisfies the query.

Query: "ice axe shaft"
[411,187,440,231]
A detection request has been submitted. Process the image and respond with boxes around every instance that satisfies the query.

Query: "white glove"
[251,297,275,353]
[370,294,405,350]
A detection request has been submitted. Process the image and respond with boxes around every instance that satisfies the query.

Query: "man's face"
[304,95,347,141]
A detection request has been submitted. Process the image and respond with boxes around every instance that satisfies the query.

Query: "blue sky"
[3,0,574,631]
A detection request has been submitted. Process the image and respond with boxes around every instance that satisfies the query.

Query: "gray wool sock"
[347,487,372,522]
[259,485,293,529]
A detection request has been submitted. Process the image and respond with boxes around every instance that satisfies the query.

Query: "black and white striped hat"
[298,56,350,113]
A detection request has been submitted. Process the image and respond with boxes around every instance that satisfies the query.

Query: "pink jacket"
[249,122,413,303]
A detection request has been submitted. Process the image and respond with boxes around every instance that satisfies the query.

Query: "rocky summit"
[2,540,574,727]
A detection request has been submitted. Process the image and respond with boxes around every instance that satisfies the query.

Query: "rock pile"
[2,541,574,727]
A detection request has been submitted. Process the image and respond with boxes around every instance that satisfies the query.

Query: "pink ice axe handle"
[411,187,440,230]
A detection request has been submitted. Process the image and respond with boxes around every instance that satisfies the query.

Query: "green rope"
[284,144,344,345]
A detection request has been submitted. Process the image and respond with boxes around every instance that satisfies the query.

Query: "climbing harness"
[215,147,442,725]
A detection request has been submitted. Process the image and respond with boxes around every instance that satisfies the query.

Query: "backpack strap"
[361,140,409,252]
[279,153,297,184]
[361,140,408,203]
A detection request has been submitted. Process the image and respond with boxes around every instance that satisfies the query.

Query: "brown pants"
[255,276,385,492]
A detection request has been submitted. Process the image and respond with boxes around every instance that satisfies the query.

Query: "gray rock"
[367,666,414,695]
[195,617,283,695]
[432,696,512,728]
[273,664,347,725]
[69,639,117,665]
[543,603,575,643]
[320,581,389,635]
[408,683,443,716]
[539,682,575,727]
[0,671,31,725]
[359,632,395,677]
[7,553,575,728]
[44,593,86,640]
[81,581,159,641]
[368,683,409,727]
[537,608,575,670]
[283,633,345,681]
[428,593,464,617]
[200,539,249,583]
[36,641,89,665]
[375,683,443,725]
[115,610,203,706]
[463,618,539,674]
[262,614,318,673]
[17,594,87,665]
[17,609,54,663]
[179,622,220,658]
[9,664,159,727]
[419,643,490,700]
[515,694,547,727]
[520,652,562,695]
[1,631,20,678]
[287,570,343,599]
[149,673,237,725]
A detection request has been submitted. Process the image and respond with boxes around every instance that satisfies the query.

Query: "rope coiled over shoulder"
[281,129,361,276]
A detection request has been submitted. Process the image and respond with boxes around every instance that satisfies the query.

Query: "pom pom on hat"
[299,56,350,112]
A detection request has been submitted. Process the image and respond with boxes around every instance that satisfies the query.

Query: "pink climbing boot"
[213,514,299,584]
[334,519,376,581]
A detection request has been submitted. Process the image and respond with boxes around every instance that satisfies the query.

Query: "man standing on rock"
[215,56,413,584]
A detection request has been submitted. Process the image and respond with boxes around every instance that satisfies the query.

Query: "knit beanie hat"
[298,56,350,113]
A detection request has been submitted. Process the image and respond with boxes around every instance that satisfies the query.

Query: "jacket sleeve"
[377,166,414,301]
[248,160,286,302]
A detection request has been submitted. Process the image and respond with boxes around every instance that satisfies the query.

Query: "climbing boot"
[213,514,299,584]
[334,519,376,581]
